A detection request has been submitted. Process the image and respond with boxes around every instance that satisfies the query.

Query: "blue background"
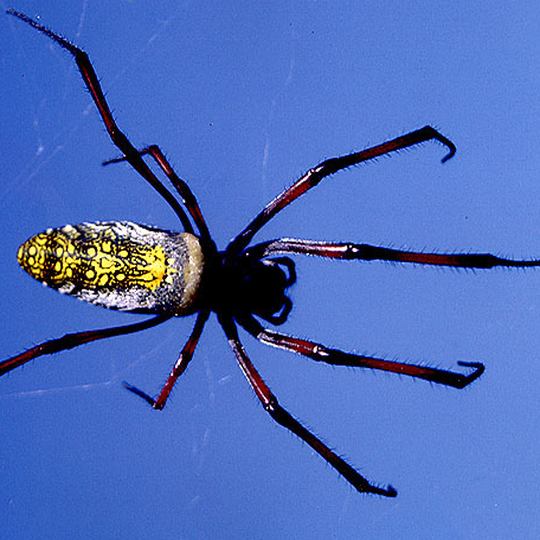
[2,2,540,539]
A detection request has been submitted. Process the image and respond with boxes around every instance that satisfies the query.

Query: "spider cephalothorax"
[4,9,540,497]
[209,254,296,323]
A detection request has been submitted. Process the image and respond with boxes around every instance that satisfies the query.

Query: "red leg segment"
[7,9,194,233]
[246,238,540,269]
[218,313,397,496]
[238,315,483,388]
[123,310,210,409]
[0,315,171,377]
[104,146,212,244]
[227,126,456,255]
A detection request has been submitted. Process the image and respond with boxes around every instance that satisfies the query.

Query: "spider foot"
[123,381,158,408]
[369,483,398,498]
[456,361,485,387]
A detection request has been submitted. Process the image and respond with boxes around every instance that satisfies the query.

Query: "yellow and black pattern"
[17,221,205,315]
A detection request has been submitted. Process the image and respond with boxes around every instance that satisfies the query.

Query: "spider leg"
[7,10,193,233]
[245,238,540,269]
[124,310,210,409]
[238,314,484,388]
[218,313,397,496]
[227,126,455,255]
[103,146,213,245]
[0,315,171,377]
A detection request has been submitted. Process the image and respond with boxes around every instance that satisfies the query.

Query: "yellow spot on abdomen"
[17,223,172,293]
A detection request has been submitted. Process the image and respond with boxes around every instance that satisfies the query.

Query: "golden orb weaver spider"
[4,9,540,497]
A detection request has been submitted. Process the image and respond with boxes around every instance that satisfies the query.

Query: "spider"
[4,9,540,497]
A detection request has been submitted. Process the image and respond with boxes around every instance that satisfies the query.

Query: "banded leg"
[104,146,212,244]
[246,238,540,269]
[218,313,397,496]
[227,126,456,255]
[7,10,193,233]
[238,314,484,388]
[124,310,210,409]
[0,315,171,377]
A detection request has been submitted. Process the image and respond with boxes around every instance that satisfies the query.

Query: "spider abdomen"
[17,221,204,315]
